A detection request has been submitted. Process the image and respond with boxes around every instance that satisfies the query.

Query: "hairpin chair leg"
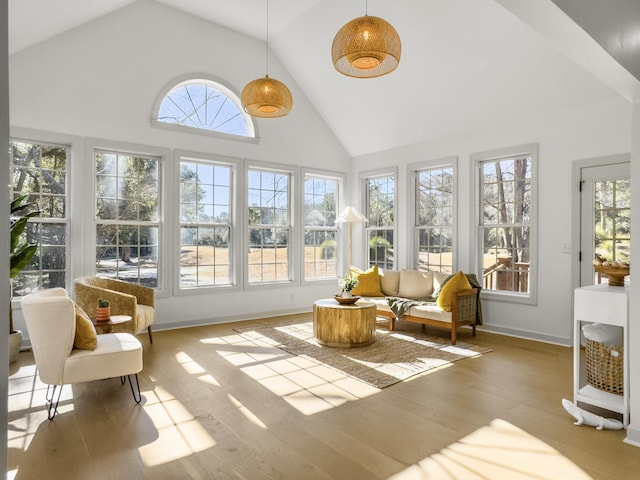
[127,374,142,404]
[46,384,63,420]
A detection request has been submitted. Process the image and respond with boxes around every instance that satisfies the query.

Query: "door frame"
[571,153,631,292]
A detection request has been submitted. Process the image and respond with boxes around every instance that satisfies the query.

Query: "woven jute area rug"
[234,320,491,389]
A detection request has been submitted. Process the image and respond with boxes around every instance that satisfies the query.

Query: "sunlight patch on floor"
[228,393,268,429]
[211,332,378,415]
[139,386,216,467]
[175,351,206,374]
[387,418,593,480]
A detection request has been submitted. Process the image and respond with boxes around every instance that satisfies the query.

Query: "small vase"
[342,290,353,298]
[95,306,111,322]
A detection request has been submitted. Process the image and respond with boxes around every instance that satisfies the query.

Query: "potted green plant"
[95,298,111,322]
[338,274,359,297]
[9,194,41,363]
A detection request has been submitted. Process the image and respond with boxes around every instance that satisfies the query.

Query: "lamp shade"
[337,206,368,223]
[332,15,401,78]
[241,75,293,118]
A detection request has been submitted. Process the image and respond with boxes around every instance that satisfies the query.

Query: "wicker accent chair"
[73,276,155,343]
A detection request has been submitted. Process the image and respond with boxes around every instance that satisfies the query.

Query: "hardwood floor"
[7,313,640,479]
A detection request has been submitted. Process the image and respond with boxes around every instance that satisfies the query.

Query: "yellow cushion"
[437,271,472,312]
[74,304,97,350]
[350,265,384,297]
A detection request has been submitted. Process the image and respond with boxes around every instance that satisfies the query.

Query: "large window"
[179,158,233,288]
[364,173,396,270]
[304,173,339,280]
[10,140,68,297]
[415,164,454,274]
[247,168,291,284]
[95,150,160,287]
[476,144,537,301]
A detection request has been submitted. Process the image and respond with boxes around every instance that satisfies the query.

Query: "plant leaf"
[10,244,37,278]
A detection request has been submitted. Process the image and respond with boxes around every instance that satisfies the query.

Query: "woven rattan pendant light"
[332,2,401,78]
[241,0,293,118]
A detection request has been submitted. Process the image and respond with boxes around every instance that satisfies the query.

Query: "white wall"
[352,96,631,344]
[625,101,640,446]
[8,0,351,334]
[1,0,10,473]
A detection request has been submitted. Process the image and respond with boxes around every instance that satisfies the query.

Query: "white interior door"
[580,162,631,286]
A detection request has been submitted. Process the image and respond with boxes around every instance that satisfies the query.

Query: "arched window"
[153,78,255,138]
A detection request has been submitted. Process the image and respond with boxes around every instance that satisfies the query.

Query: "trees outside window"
[594,178,630,265]
[10,140,68,297]
[365,173,395,270]
[415,165,454,274]
[247,168,291,284]
[95,150,160,287]
[476,144,537,300]
[179,158,233,288]
[304,174,339,280]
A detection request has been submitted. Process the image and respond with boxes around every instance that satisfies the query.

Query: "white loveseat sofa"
[354,268,481,345]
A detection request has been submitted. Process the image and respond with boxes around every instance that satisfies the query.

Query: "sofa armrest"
[452,288,479,325]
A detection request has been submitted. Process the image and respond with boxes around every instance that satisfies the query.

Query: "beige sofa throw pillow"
[398,270,434,299]
[379,269,400,296]
[432,271,450,295]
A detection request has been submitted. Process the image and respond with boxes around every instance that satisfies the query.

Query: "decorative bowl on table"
[334,295,361,305]
[594,264,630,287]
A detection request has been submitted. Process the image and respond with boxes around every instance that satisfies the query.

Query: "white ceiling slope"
[8,0,640,158]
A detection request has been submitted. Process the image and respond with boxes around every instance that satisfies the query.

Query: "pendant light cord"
[266,0,270,75]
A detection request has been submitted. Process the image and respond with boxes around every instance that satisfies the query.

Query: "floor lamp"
[337,206,368,269]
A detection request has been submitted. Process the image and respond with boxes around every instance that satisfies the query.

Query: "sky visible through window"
[158,81,250,137]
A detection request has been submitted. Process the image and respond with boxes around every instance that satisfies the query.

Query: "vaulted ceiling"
[8,0,640,157]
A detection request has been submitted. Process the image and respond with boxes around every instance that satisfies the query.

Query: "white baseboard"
[477,324,571,347]
[624,425,640,448]
[155,307,311,332]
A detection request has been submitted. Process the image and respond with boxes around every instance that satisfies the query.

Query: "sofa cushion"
[74,304,97,350]
[437,271,473,312]
[406,304,452,323]
[398,270,434,299]
[360,296,394,314]
[350,265,384,297]
[379,269,400,296]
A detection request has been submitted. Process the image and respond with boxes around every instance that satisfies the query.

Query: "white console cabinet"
[573,284,629,426]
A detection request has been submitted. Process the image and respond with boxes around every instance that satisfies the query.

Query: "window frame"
[301,169,344,285]
[151,74,259,143]
[176,151,239,293]
[409,157,457,274]
[86,138,170,297]
[473,143,538,304]
[361,168,397,270]
[245,161,297,288]
[9,136,71,298]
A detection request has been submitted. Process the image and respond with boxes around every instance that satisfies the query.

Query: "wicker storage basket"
[585,339,624,395]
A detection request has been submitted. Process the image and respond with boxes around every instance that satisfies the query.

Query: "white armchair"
[20,288,143,420]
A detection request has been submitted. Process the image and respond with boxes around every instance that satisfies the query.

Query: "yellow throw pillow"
[350,265,384,297]
[74,304,98,350]
[436,271,472,312]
